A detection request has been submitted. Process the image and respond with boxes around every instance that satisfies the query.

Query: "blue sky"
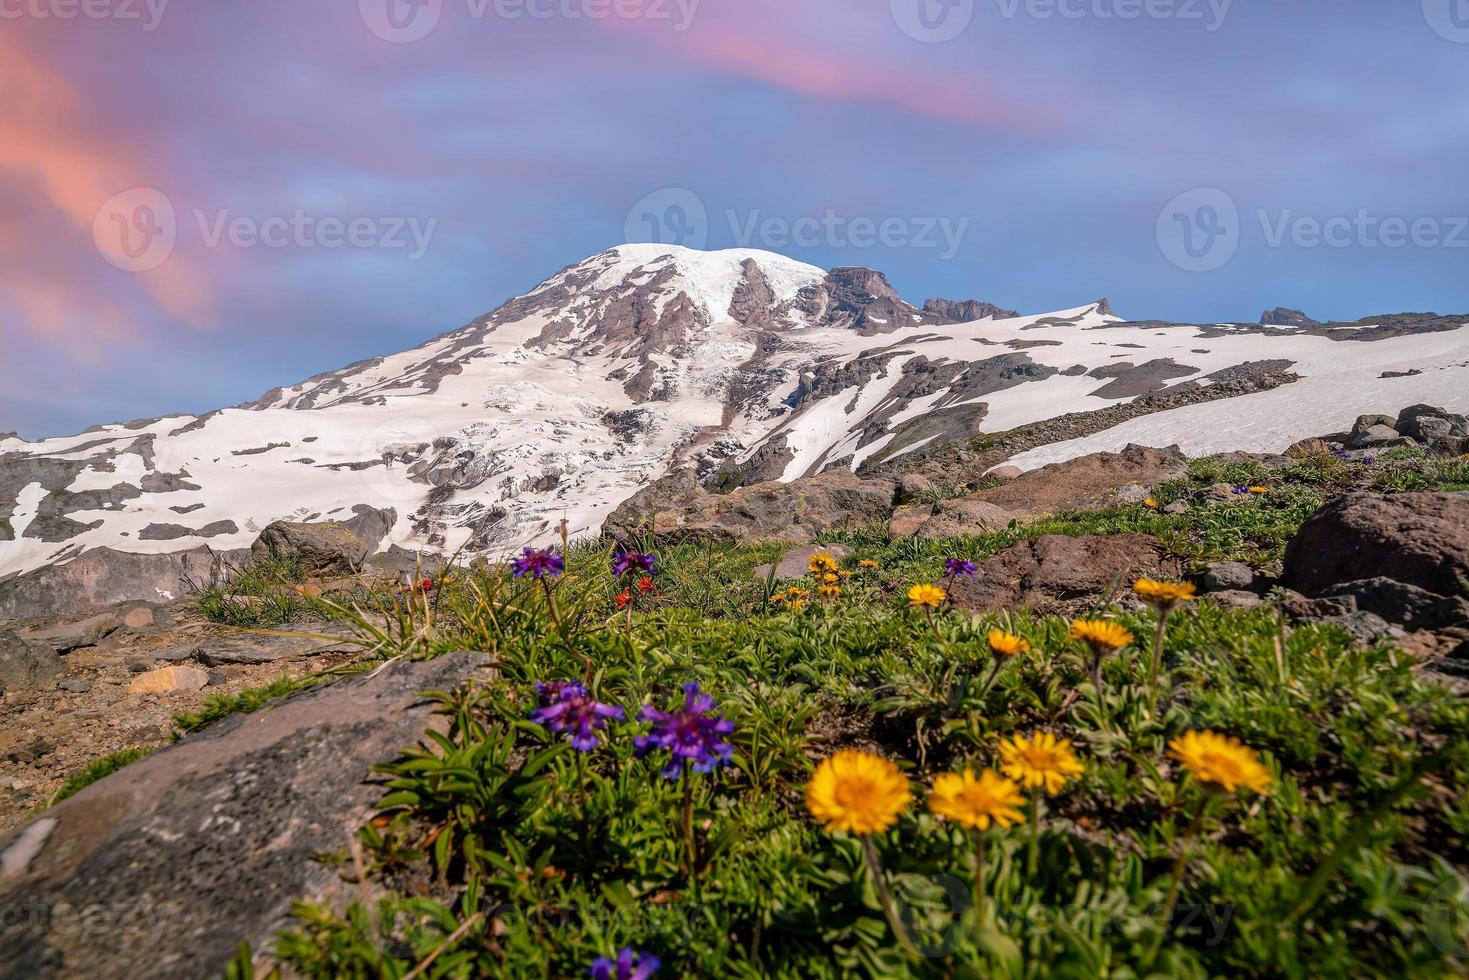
[3,0,1467,437]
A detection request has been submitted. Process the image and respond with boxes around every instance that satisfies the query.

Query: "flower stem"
[1143,799,1207,967]
[972,828,988,931]
[862,835,919,960]
[1027,795,1041,876]
[681,762,698,879]
[540,578,563,631]
[1146,607,1171,717]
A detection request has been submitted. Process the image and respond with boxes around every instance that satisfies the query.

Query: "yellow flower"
[1248,485,1269,494]
[822,571,840,584]
[908,583,947,608]
[987,629,1030,658]
[1143,497,1159,508]
[808,552,840,574]
[1133,578,1198,610]
[999,732,1086,795]
[787,587,811,599]
[818,584,842,598]
[858,559,880,570]
[1169,730,1272,795]
[1070,619,1133,653]
[806,750,912,834]
[788,599,807,611]
[928,769,1025,830]
[770,590,788,603]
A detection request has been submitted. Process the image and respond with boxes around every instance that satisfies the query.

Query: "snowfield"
[2,244,1466,581]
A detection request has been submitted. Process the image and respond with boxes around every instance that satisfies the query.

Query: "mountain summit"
[2,244,1467,582]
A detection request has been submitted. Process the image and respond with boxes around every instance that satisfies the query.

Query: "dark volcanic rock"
[250,520,368,574]
[0,630,63,693]
[1260,307,1318,328]
[948,534,1185,614]
[1283,493,1469,600]
[922,298,1020,323]
[0,546,248,622]
[0,651,493,980]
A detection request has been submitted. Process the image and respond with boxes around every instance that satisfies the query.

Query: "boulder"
[1283,492,1469,601]
[0,631,63,694]
[1207,589,1264,611]
[1284,437,1331,458]
[251,521,367,575]
[967,446,1188,517]
[896,473,934,503]
[0,546,249,622]
[604,469,896,546]
[753,544,854,582]
[947,533,1186,614]
[888,503,934,539]
[1202,561,1263,594]
[1348,423,1403,449]
[18,612,121,655]
[0,652,492,979]
[911,498,1015,539]
[128,665,209,694]
[985,465,1024,481]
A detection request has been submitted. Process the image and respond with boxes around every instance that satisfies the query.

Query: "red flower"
[615,590,632,609]
[420,578,435,591]
[637,576,655,593]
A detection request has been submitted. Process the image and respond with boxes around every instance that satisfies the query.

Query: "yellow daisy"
[858,559,880,570]
[817,584,842,599]
[928,769,1025,830]
[907,583,947,608]
[822,571,840,584]
[1248,486,1269,494]
[987,629,1030,658]
[808,552,840,574]
[1133,578,1198,610]
[998,732,1086,795]
[805,750,912,834]
[1169,730,1272,795]
[1070,619,1133,653]
[1143,497,1159,508]
[788,598,807,612]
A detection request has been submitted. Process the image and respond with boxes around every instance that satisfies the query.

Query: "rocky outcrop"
[1260,307,1318,328]
[0,546,248,623]
[0,651,493,980]
[922,298,1019,323]
[250,520,369,574]
[604,469,896,546]
[967,446,1188,518]
[0,631,62,693]
[1283,493,1469,605]
[888,498,1016,540]
[947,534,1185,614]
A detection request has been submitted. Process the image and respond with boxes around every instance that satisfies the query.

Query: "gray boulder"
[0,651,493,979]
[250,520,367,575]
[0,631,63,693]
[0,546,248,622]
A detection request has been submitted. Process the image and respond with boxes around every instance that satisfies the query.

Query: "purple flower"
[589,949,659,980]
[944,558,977,578]
[512,546,564,580]
[1231,485,1250,495]
[613,550,657,579]
[1363,455,1377,466]
[530,680,624,751]
[634,683,735,779]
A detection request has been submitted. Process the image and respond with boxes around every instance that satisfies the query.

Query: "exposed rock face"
[890,498,1016,540]
[0,631,63,693]
[604,469,896,545]
[922,298,1020,323]
[0,546,248,622]
[967,446,1189,517]
[250,520,368,574]
[1260,307,1318,328]
[0,652,493,980]
[947,534,1185,614]
[1283,493,1469,602]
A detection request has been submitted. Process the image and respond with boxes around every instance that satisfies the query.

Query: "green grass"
[216,451,1469,977]
[191,554,317,628]
[48,747,153,806]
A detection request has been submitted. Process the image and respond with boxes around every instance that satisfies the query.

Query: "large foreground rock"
[948,533,1186,614]
[0,546,249,623]
[250,520,369,575]
[0,651,492,980]
[972,446,1188,517]
[1283,492,1469,599]
[604,468,896,545]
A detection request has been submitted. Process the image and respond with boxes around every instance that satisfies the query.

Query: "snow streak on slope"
[3,243,1468,583]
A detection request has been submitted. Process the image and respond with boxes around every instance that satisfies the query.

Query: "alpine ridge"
[2,244,1468,586]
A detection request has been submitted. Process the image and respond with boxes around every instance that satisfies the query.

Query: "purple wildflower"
[612,550,657,579]
[530,680,624,752]
[944,557,977,578]
[589,949,660,980]
[634,683,735,779]
[512,546,564,580]
[1363,455,1377,466]
[1231,485,1250,495]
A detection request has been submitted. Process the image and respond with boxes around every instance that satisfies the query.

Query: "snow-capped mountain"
[3,244,1468,582]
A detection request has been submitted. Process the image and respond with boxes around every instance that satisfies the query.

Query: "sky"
[2,0,1467,438]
